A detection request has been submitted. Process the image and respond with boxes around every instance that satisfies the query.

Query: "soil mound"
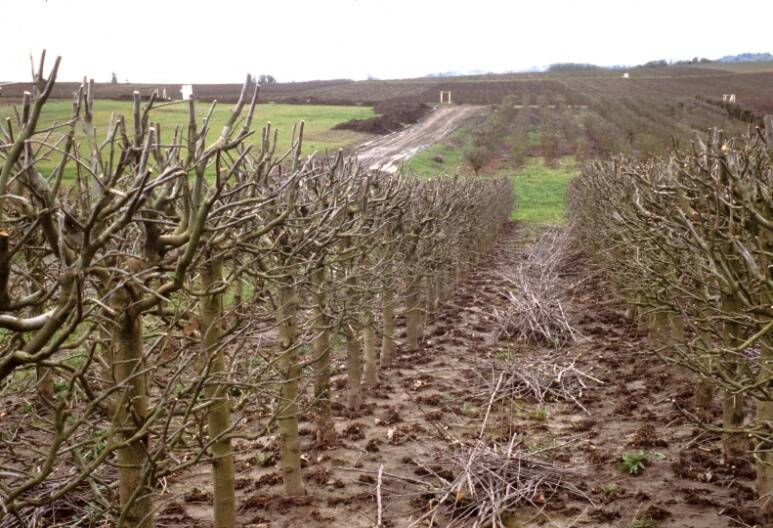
[334,99,431,135]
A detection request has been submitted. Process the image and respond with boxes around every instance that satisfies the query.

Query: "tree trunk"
[29,263,53,406]
[692,329,715,417]
[722,390,746,458]
[429,273,439,313]
[276,280,305,496]
[721,295,747,459]
[310,267,335,444]
[647,311,668,348]
[756,395,773,515]
[36,364,54,407]
[112,295,153,528]
[345,325,362,412]
[200,257,236,528]
[422,275,437,329]
[406,284,422,352]
[363,310,377,386]
[754,339,773,514]
[694,376,714,416]
[380,284,395,367]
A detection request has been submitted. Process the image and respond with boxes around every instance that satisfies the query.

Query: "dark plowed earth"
[161,222,759,527]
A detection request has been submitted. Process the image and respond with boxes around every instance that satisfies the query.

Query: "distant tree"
[547,63,602,72]
[463,144,491,175]
[110,72,118,84]
[258,74,277,85]
[642,59,669,68]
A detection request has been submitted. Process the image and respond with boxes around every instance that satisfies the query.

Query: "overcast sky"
[3,0,772,83]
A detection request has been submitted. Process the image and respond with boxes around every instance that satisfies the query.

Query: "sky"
[2,0,773,83]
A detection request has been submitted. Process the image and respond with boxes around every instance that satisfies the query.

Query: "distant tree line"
[257,73,276,85]
[547,63,603,72]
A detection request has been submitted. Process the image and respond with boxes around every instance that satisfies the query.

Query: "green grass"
[404,127,470,178]
[0,99,375,180]
[510,157,577,224]
[405,112,578,225]
[405,147,578,224]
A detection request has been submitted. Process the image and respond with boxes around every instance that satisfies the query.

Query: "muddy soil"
[156,222,762,528]
[353,105,486,173]
[333,100,432,135]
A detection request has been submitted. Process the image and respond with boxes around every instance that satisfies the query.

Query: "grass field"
[509,157,576,224]
[0,100,375,179]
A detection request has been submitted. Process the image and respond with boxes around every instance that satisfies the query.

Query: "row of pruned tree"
[568,120,773,514]
[0,53,513,528]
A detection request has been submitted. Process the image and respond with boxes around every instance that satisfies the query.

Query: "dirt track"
[354,105,485,173]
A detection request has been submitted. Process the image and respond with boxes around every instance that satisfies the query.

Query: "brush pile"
[495,228,577,347]
[479,354,603,414]
[404,441,588,528]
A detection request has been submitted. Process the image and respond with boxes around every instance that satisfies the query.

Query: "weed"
[255,451,274,467]
[620,451,648,474]
[461,402,475,416]
[531,408,549,421]
[600,483,620,496]
[619,450,648,475]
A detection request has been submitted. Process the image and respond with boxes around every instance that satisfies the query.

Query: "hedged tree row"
[0,54,512,527]
[568,121,772,513]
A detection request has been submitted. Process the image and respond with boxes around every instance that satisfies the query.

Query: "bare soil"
[160,222,762,528]
[333,100,432,135]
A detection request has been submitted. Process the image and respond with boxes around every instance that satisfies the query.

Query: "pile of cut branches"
[399,441,588,528]
[478,354,603,414]
[0,471,112,528]
[495,228,577,347]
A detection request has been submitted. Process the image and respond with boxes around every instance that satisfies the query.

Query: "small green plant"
[620,451,663,475]
[254,451,274,467]
[531,408,549,421]
[460,402,475,416]
[87,429,108,461]
[600,483,620,496]
[631,518,658,528]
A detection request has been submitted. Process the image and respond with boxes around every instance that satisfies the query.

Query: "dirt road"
[354,105,485,173]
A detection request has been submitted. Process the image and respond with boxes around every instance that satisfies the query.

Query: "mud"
[157,222,762,528]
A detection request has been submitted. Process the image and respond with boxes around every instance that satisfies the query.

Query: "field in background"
[405,84,757,225]
[692,61,773,73]
[4,62,773,112]
[0,100,374,178]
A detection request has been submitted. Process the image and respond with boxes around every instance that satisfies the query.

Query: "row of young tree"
[568,120,773,513]
[0,53,513,527]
